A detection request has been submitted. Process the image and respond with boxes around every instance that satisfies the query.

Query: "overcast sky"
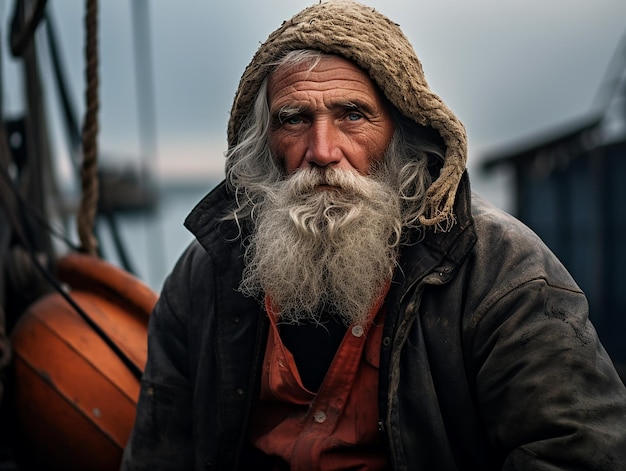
[3,0,626,184]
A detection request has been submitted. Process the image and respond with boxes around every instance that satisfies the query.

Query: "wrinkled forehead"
[267,53,388,106]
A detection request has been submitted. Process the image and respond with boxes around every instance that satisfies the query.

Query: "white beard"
[239,166,402,326]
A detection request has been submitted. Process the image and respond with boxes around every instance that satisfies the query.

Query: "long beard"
[239,166,402,326]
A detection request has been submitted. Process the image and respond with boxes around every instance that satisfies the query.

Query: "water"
[98,181,218,292]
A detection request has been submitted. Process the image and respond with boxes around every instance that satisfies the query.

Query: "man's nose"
[304,120,342,167]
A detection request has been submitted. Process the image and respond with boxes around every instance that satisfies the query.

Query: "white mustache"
[286,167,377,197]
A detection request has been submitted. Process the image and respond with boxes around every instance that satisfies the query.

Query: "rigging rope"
[77,0,99,256]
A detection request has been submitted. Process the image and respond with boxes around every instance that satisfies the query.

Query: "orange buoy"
[10,253,157,470]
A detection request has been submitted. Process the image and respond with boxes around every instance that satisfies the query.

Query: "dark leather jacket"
[121,174,626,470]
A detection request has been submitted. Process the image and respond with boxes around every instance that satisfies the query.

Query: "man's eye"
[277,114,303,126]
[347,112,363,121]
[285,116,303,125]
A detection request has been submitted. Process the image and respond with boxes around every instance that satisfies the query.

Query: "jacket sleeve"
[121,251,196,470]
[471,278,626,470]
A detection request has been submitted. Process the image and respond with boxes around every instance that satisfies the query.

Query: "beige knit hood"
[228,0,467,229]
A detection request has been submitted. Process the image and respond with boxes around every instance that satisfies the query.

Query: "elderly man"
[122,2,626,470]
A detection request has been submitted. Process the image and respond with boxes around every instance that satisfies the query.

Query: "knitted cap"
[228,0,467,229]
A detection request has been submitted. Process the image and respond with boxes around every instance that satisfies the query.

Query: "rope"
[77,0,99,256]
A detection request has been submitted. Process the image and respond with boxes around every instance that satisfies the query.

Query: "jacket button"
[313,410,327,423]
[382,336,391,347]
[351,325,364,337]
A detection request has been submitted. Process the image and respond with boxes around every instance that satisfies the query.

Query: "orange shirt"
[248,293,390,471]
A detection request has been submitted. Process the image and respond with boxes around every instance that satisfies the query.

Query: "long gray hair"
[224,50,444,237]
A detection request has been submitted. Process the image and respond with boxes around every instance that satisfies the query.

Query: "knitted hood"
[227,0,467,229]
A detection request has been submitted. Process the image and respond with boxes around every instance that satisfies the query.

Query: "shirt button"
[313,410,327,423]
[351,325,364,337]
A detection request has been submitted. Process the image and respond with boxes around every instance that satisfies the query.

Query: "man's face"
[267,56,395,177]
